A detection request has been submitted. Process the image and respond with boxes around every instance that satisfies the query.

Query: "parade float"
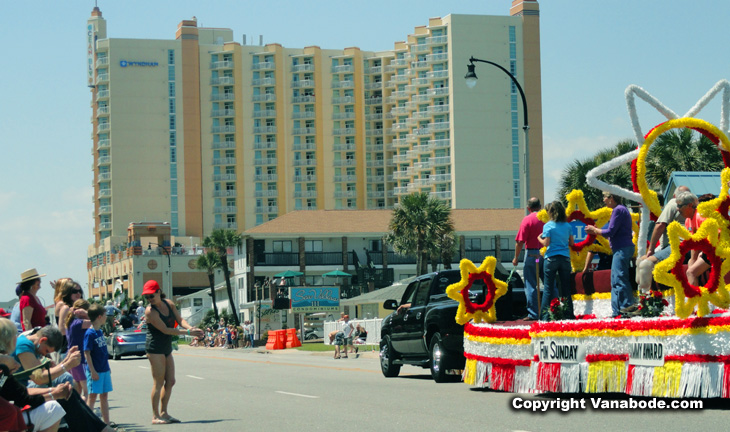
[447,80,730,398]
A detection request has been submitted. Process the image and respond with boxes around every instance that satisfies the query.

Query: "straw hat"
[17,268,46,284]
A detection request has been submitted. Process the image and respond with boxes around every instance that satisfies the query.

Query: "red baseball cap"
[142,280,161,295]
[0,308,10,318]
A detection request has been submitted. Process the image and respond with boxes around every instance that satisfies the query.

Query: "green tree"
[644,129,723,189]
[557,140,636,209]
[196,251,221,322]
[203,229,243,326]
[387,192,454,275]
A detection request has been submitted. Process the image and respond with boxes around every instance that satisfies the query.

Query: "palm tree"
[387,192,454,275]
[557,140,636,208]
[203,229,243,326]
[645,129,723,190]
[196,251,221,322]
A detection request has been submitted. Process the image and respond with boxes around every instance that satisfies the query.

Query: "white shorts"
[24,401,65,432]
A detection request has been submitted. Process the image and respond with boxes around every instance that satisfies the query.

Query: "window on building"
[273,241,292,253]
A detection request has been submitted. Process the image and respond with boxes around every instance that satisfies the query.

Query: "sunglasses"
[144,294,157,300]
[72,289,83,294]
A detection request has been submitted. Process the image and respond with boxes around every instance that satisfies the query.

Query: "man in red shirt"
[512,198,544,320]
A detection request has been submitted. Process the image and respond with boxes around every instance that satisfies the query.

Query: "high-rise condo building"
[86,1,542,298]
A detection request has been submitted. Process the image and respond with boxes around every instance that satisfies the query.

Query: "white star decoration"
[585,80,730,257]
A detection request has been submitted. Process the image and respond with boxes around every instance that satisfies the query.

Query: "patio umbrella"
[322,270,352,278]
[274,270,304,278]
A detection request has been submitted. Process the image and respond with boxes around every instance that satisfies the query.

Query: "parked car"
[107,326,147,360]
[379,265,520,383]
[304,328,323,340]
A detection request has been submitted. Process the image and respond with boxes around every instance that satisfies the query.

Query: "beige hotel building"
[86,1,543,298]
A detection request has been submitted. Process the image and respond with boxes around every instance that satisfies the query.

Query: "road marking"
[275,391,319,399]
[175,353,381,374]
[186,375,204,380]
[138,366,149,370]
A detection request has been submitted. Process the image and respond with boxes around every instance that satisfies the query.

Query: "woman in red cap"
[142,280,203,425]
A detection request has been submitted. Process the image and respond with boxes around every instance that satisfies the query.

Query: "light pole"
[465,56,530,209]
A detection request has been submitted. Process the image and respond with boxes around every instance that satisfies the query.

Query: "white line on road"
[138,366,149,370]
[186,375,204,380]
[275,391,319,399]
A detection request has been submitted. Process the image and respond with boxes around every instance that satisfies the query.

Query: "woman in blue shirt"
[538,201,575,320]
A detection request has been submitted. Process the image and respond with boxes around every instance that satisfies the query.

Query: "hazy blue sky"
[1,1,729,302]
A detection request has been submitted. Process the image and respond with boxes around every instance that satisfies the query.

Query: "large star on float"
[446,256,507,325]
[653,218,730,318]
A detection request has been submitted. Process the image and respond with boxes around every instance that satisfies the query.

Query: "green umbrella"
[322,270,352,278]
[274,270,304,278]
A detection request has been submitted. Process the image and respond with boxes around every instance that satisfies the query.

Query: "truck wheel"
[430,333,454,383]
[380,336,401,378]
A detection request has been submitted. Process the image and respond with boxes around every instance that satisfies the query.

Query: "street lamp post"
[465,56,530,209]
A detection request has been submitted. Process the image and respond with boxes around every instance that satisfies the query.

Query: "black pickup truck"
[380,267,523,383]
[379,270,465,383]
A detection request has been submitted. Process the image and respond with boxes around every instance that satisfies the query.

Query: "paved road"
[105,346,727,432]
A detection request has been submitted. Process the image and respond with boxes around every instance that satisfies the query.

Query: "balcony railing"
[365,97,383,106]
[96,73,109,82]
[364,82,382,90]
[253,126,277,134]
[332,96,355,105]
[211,76,234,85]
[293,112,316,119]
[293,175,316,182]
[366,129,384,136]
[211,109,235,117]
[426,35,448,45]
[391,139,409,148]
[411,61,429,69]
[97,156,111,165]
[331,65,354,73]
[252,62,276,70]
[252,94,276,102]
[293,159,317,167]
[292,127,316,135]
[97,123,110,132]
[366,144,384,152]
[255,206,279,214]
[333,175,357,182]
[333,128,356,136]
[365,113,383,121]
[98,189,111,197]
[367,191,385,198]
[254,252,298,266]
[211,93,235,101]
[427,70,449,80]
[292,142,316,151]
[292,79,315,88]
[99,222,112,230]
[98,172,111,181]
[212,157,236,165]
[210,60,234,69]
[253,110,277,118]
[212,141,236,150]
[366,159,384,168]
[213,206,238,214]
[334,191,357,198]
[213,190,237,197]
[254,174,278,181]
[367,175,384,183]
[212,125,235,134]
[292,64,315,72]
[253,158,278,166]
[426,53,448,62]
[430,190,452,200]
[213,174,236,181]
[252,78,276,86]
[96,90,109,100]
[333,144,357,152]
[428,104,450,114]
[96,106,109,116]
[214,222,238,230]
[98,205,111,215]
[293,190,318,198]
[305,252,343,266]
[432,156,451,166]
[370,251,416,265]
[428,173,451,184]
[427,87,449,97]
[97,139,110,149]
[292,95,315,103]
[333,112,356,120]
[96,57,109,67]
[410,44,430,53]
[333,159,357,167]
[430,122,450,131]
[253,141,277,150]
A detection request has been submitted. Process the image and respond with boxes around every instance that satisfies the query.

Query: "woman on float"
[143,280,203,425]
[538,201,575,320]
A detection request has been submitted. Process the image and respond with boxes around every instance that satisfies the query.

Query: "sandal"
[334,355,341,359]
[152,418,171,424]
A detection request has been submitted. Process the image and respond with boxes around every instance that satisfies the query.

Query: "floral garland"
[529,314,730,338]
[446,257,507,324]
[697,167,730,245]
[653,218,730,318]
[635,118,730,217]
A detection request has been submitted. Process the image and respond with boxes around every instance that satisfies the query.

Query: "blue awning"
[664,171,722,200]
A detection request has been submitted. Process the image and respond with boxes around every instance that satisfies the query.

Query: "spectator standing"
[341,315,354,358]
[17,268,48,331]
[84,304,114,425]
[585,193,635,317]
[103,301,120,336]
[66,299,92,401]
[538,201,575,320]
[512,198,545,321]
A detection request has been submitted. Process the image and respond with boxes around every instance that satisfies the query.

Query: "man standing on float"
[513,198,544,321]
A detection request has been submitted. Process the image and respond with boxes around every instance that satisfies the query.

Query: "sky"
[1,0,730,303]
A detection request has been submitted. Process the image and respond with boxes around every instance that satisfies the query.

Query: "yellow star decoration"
[564,189,613,271]
[635,118,730,217]
[653,218,730,318]
[697,167,730,245]
[446,256,508,325]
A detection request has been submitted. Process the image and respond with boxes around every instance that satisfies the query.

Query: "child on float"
[538,201,575,320]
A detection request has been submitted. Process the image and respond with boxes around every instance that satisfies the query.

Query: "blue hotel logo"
[120,60,159,67]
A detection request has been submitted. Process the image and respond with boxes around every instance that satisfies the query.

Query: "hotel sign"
[87,22,97,86]
[120,60,159,67]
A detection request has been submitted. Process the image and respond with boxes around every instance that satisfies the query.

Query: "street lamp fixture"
[465,56,530,208]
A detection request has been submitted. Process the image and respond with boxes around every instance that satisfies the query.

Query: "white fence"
[323,318,382,346]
